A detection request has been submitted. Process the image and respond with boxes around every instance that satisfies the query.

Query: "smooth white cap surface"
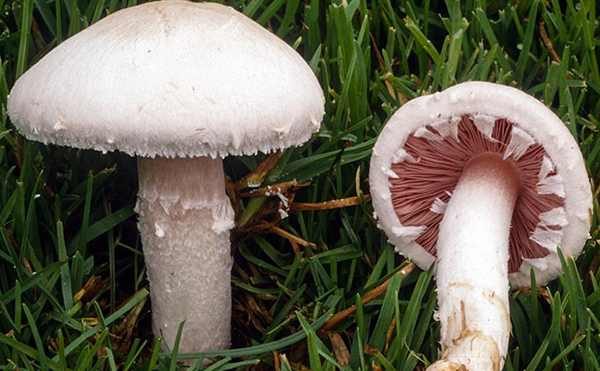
[8,0,324,158]
[370,81,593,287]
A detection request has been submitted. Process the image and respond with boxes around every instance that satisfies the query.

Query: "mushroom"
[7,0,324,352]
[369,82,592,370]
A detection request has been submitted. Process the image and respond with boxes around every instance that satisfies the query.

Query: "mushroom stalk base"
[428,154,519,371]
[136,157,235,353]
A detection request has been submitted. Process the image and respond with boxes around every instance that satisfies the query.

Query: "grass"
[0,0,599,369]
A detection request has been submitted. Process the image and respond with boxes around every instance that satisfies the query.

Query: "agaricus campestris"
[369,82,592,370]
[8,0,324,353]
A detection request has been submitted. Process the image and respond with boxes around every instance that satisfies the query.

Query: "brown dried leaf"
[74,275,105,303]
[328,332,350,367]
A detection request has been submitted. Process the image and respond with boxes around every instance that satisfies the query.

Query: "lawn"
[0,0,599,370]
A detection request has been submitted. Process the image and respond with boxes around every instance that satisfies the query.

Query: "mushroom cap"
[370,81,593,287]
[8,0,324,158]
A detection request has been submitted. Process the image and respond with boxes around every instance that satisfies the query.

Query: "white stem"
[136,157,235,352]
[428,154,519,371]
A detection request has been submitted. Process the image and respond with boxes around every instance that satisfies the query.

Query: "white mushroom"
[369,82,592,370]
[8,0,324,353]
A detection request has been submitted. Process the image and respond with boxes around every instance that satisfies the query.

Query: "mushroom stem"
[136,157,235,352]
[428,153,519,371]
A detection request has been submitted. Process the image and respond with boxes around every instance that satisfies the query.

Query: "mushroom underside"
[385,114,569,370]
[388,115,567,273]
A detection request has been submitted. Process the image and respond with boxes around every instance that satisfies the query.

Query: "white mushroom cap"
[8,0,324,158]
[370,81,593,287]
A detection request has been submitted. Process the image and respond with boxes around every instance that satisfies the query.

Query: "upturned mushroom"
[8,0,324,352]
[369,81,592,370]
